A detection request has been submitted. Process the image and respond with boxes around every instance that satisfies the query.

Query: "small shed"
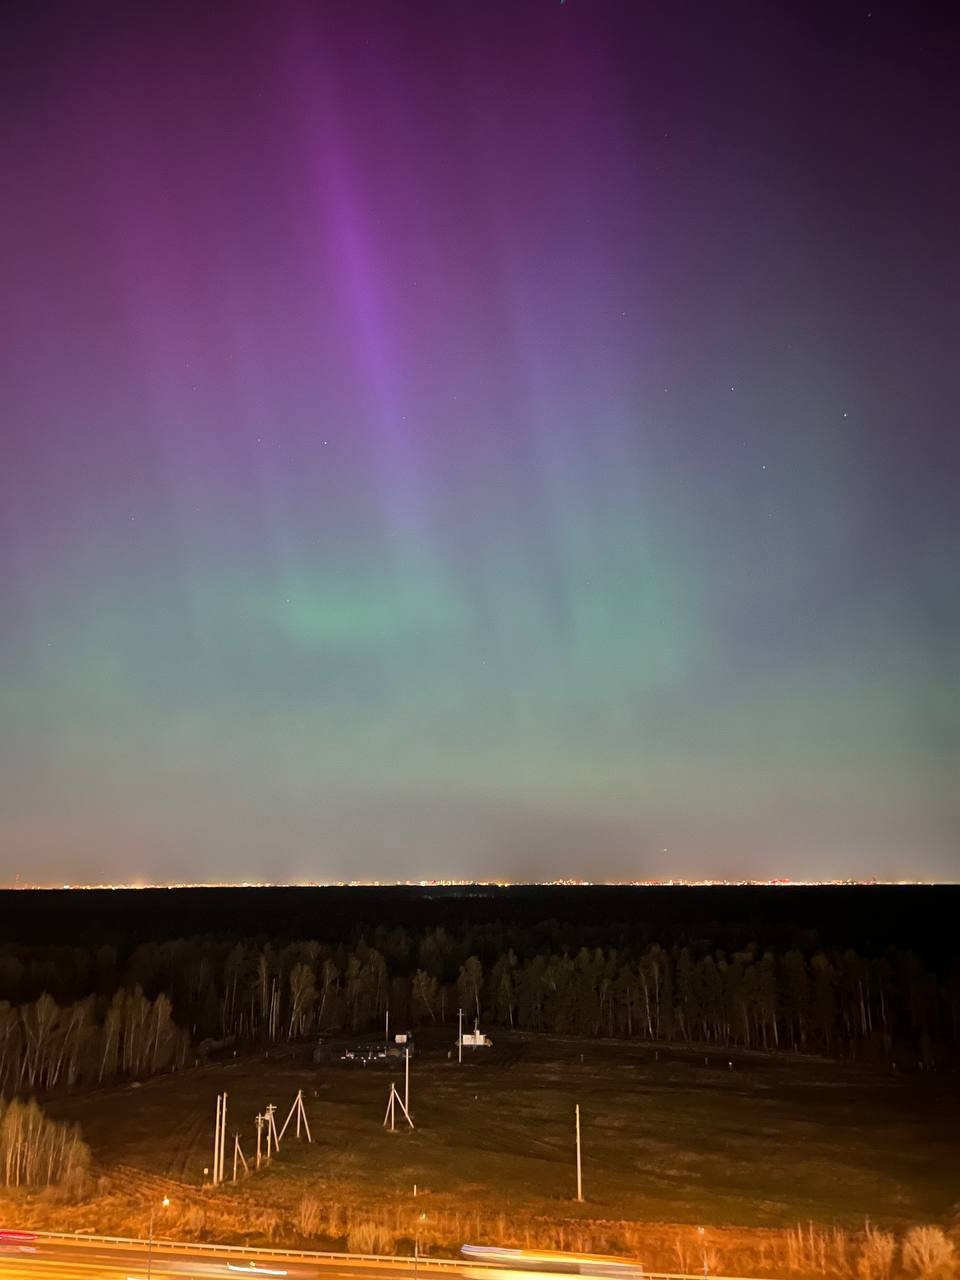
[460,1028,493,1048]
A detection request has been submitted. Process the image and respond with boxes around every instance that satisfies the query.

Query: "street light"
[415,1210,426,1280]
[146,1195,171,1280]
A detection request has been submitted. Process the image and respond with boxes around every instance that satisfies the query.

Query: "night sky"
[2,1,958,886]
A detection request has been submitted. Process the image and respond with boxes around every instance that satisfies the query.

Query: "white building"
[460,1028,493,1048]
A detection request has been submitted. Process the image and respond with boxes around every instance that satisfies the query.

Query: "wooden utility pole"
[212,1092,228,1186]
[279,1089,312,1144]
[255,1113,264,1170]
[404,1048,411,1116]
[280,1092,296,1142]
[213,1094,221,1186]
[575,1104,583,1202]
[458,1007,463,1064]
[300,1092,312,1141]
[265,1103,280,1154]
[219,1092,228,1186]
[383,1082,414,1131]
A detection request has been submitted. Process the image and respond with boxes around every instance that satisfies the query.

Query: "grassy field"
[38,1029,958,1244]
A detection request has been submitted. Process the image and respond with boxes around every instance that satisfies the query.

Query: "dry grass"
[902,1228,956,1280]
[858,1223,897,1280]
[4,1179,959,1280]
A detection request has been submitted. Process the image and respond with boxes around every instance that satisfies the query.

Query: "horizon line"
[1,878,955,890]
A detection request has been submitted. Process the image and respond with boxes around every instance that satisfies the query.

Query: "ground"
[37,1029,957,1251]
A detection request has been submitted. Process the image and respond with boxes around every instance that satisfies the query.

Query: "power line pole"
[279,1091,298,1142]
[383,1081,414,1131]
[298,1091,312,1142]
[213,1094,220,1186]
[212,1093,229,1186]
[404,1048,411,1116]
[575,1104,583,1202]
[279,1089,312,1144]
[219,1092,228,1187]
[265,1103,280,1155]
[458,1007,463,1064]
[255,1113,264,1170]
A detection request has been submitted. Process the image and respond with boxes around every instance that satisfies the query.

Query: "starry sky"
[1,1,958,886]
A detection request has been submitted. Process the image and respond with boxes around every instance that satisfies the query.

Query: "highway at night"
[0,1238,454,1280]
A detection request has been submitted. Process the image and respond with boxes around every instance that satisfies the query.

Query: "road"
[0,1238,449,1280]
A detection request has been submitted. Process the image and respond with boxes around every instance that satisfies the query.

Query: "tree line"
[0,987,188,1096]
[0,927,957,1091]
[0,1096,90,1189]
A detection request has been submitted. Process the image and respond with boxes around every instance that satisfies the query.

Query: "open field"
[27,1029,957,1255]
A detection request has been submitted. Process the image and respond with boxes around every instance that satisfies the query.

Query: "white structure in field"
[461,1027,493,1048]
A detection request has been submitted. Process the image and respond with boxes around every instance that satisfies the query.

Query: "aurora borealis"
[1,2,958,885]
